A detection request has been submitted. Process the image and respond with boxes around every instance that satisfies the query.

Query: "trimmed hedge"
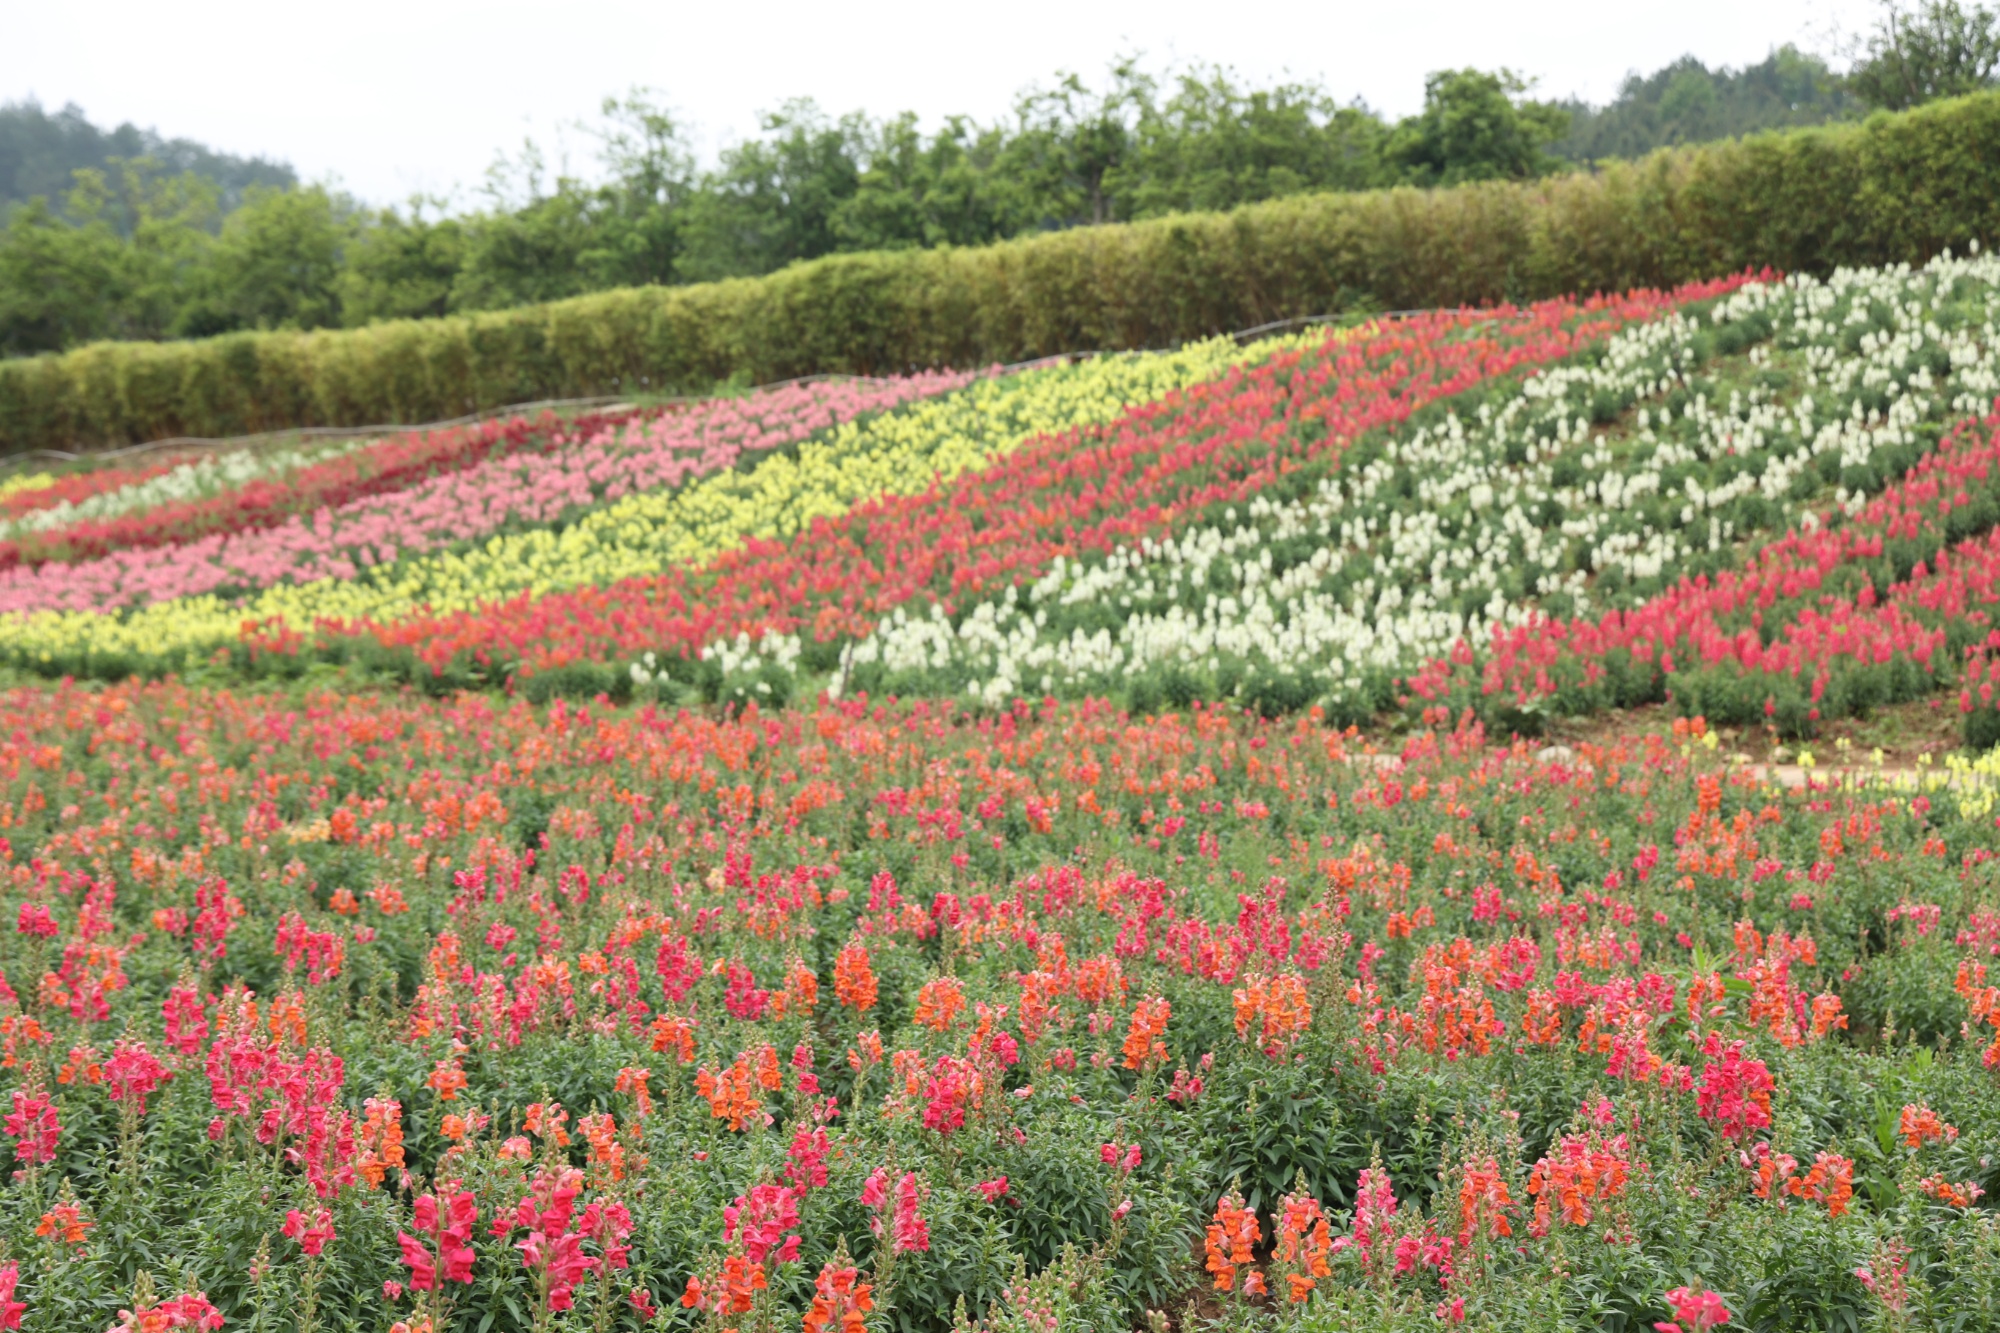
[6,91,2000,453]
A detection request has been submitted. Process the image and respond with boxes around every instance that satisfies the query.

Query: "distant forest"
[0,101,294,218]
[1,2,1986,357]
[1552,47,1863,159]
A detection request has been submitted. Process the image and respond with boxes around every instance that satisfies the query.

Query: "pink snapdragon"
[0,372,973,614]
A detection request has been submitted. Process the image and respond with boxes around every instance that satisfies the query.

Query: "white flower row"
[692,254,2000,711]
[1,436,374,541]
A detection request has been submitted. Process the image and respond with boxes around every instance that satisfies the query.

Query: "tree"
[0,197,128,353]
[594,90,695,210]
[448,135,603,311]
[338,204,465,324]
[202,183,350,330]
[994,61,1154,228]
[1848,0,2000,110]
[6,158,233,342]
[831,114,1016,251]
[674,101,869,281]
[581,89,694,287]
[1115,65,1390,218]
[1654,64,1728,141]
[1552,48,1859,162]
[451,186,600,312]
[63,159,223,339]
[0,98,294,222]
[1387,69,1571,186]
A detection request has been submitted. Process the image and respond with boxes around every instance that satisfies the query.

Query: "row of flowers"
[0,374,971,614]
[0,411,617,579]
[1437,400,2000,737]
[345,278,1752,695]
[705,258,2000,719]
[0,433,378,546]
[0,338,1284,674]
[1351,273,2000,742]
[0,679,1992,1330]
[0,460,187,522]
[0,470,63,510]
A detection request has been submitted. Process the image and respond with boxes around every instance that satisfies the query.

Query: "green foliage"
[0,97,294,220]
[675,101,872,283]
[0,198,129,355]
[448,186,608,313]
[335,207,466,324]
[201,183,351,332]
[828,114,1022,251]
[0,160,230,353]
[0,53,1817,374]
[1555,47,1862,160]
[7,86,2000,452]
[5,27,1992,387]
[1385,69,1571,187]
[1849,0,2000,111]
[1111,69,1394,216]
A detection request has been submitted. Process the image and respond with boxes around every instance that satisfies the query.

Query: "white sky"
[5,0,1883,206]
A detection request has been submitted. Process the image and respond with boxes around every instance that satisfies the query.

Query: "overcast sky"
[7,0,1884,206]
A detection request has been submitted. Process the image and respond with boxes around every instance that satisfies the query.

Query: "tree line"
[0,99,294,217]
[1,0,1992,358]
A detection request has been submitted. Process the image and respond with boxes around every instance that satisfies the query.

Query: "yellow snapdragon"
[1856,746,2000,820]
[0,472,55,503]
[1945,747,2000,819]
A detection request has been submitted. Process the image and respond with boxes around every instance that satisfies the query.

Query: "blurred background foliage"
[0,0,1990,357]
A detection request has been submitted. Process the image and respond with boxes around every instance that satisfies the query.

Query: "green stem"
[298,1258,321,1333]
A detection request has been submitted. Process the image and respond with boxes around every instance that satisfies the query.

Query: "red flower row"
[1405,399,2000,727]
[0,459,181,521]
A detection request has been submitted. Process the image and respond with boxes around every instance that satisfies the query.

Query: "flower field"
[3,259,2000,1332]
[726,256,2000,732]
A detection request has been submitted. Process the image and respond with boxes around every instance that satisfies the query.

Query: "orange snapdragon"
[1204,1193,1261,1293]
[1120,996,1170,1071]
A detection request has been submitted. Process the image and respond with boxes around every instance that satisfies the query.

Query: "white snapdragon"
[2,437,374,540]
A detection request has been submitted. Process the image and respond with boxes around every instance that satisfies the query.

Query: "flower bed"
[0,375,972,614]
[0,409,651,578]
[701,258,2000,727]
[336,279,1747,695]
[0,437,376,546]
[0,341,1292,677]
[0,461,195,521]
[0,683,1991,1331]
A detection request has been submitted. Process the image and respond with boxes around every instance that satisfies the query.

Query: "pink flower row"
[0,371,973,615]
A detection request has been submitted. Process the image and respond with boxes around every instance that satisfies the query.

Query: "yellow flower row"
[5,336,1314,669]
[1800,746,2000,821]
[0,472,55,503]
[1946,748,2000,819]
